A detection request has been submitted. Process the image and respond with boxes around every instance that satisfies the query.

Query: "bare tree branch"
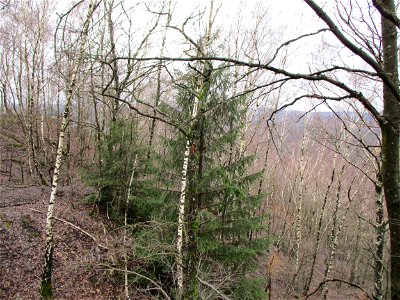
[372,0,400,29]
[196,276,232,300]
[305,278,373,299]
[31,208,108,250]
[106,54,386,125]
[101,92,189,137]
[303,0,399,103]
[266,28,329,65]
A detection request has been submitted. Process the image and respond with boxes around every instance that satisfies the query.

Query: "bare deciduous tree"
[40,1,98,298]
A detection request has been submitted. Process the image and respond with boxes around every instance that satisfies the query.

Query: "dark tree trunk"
[380,0,400,298]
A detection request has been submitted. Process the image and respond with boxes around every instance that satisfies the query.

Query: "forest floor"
[0,183,372,300]
[0,183,149,300]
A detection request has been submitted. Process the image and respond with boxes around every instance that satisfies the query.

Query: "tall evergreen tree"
[159,64,269,299]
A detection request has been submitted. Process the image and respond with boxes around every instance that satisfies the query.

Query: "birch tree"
[175,86,200,297]
[303,152,337,296]
[174,5,215,297]
[40,1,98,298]
[123,154,137,300]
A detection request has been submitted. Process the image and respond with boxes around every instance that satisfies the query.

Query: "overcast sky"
[170,0,321,35]
[158,0,330,110]
[165,0,325,61]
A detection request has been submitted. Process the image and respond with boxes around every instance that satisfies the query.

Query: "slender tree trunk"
[124,154,138,300]
[105,0,119,123]
[25,41,46,185]
[27,76,46,185]
[40,2,97,298]
[147,7,170,160]
[176,69,213,300]
[90,68,103,168]
[322,165,348,300]
[176,4,215,296]
[1,82,9,113]
[294,135,307,275]
[380,1,400,299]
[349,218,361,283]
[40,90,70,299]
[40,42,48,165]
[255,131,272,239]
[186,108,207,299]
[176,96,199,298]
[374,178,385,300]
[303,156,336,296]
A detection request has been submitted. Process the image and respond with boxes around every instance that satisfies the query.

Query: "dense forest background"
[0,0,398,299]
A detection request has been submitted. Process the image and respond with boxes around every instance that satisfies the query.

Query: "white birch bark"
[40,1,97,298]
[40,41,48,165]
[303,153,337,295]
[25,37,47,185]
[322,165,345,300]
[124,154,138,300]
[322,165,355,300]
[176,2,215,296]
[294,129,309,275]
[176,97,199,296]
[374,180,385,300]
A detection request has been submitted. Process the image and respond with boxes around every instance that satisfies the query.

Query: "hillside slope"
[0,184,126,299]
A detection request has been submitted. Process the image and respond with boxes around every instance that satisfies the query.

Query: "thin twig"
[30,208,107,250]
[101,265,172,300]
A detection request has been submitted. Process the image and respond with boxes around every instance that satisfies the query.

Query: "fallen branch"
[100,264,171,300]
[196,276,232,300]
[30,208,107,250]
[0,201,36,208]
[304,278,372,300]
[0,184,42,188]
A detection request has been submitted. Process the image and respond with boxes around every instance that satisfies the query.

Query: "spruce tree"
[83,119,162,223]
[158,64,269,299]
